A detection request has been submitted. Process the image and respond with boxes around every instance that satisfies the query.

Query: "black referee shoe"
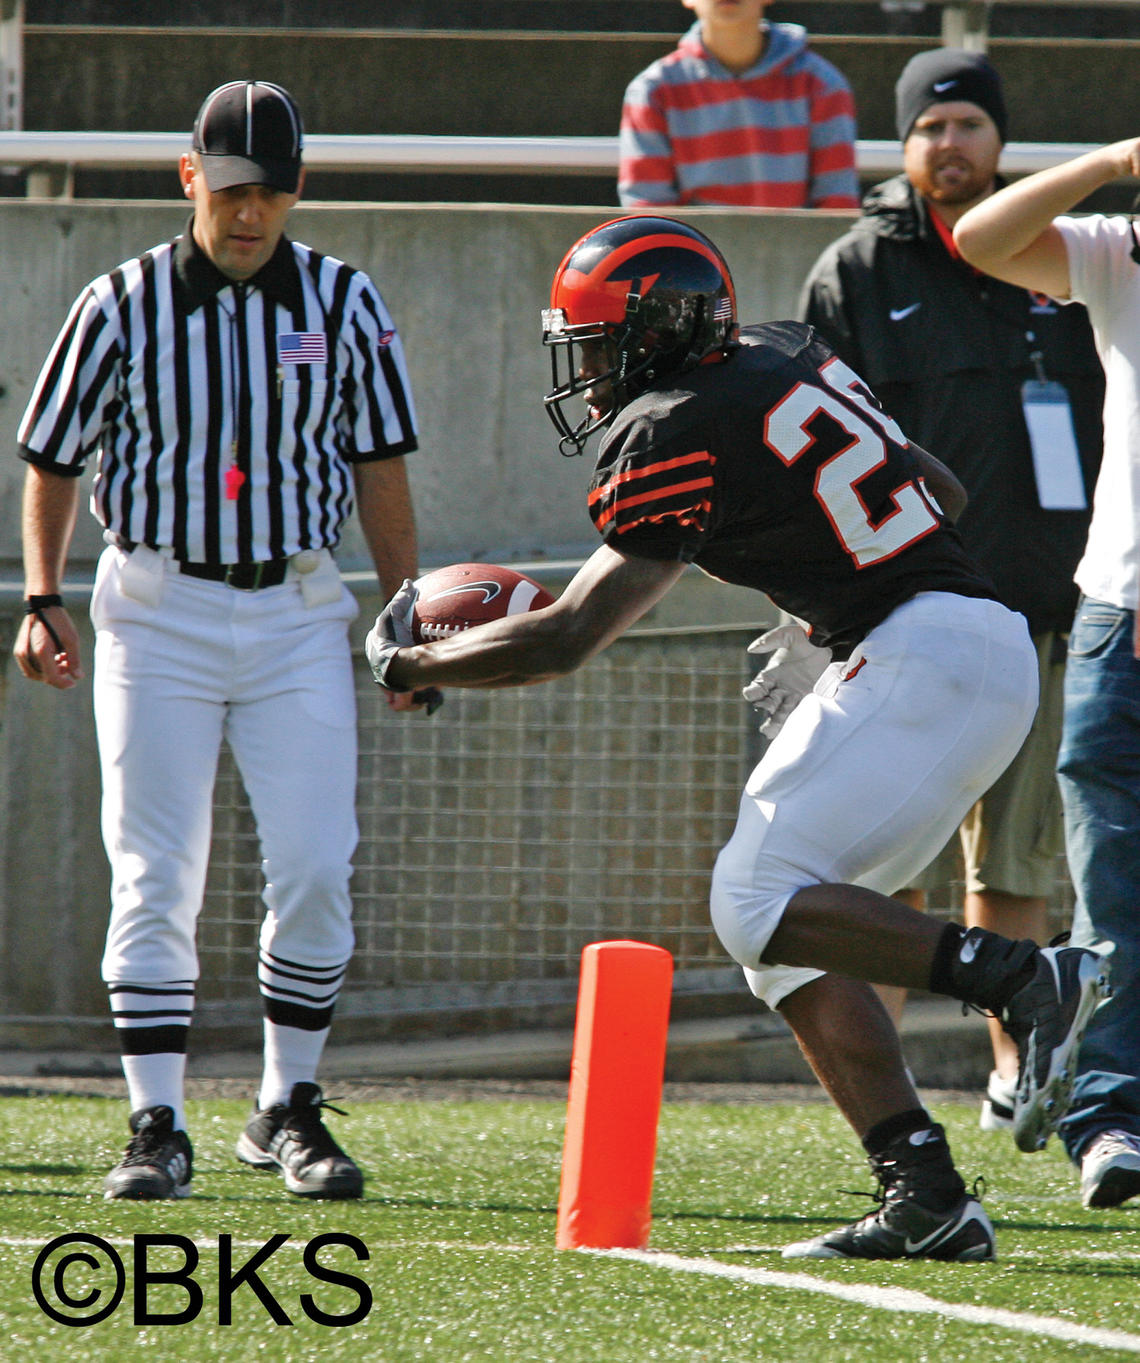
[104,1105,193,1200]
[235,1082,363,1199]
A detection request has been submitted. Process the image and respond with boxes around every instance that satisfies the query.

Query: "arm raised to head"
[953,137,1140,298]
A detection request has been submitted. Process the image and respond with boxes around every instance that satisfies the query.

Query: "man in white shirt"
[956,137,1140,1209]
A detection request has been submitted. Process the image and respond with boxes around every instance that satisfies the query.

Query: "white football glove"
[365,578,418,690]
[742,623,832,740]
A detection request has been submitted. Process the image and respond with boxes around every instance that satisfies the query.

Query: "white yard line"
[597,1248,1140,1355]
[719,1243,1140,1262]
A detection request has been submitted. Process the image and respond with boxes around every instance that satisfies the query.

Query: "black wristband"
[25,594,63,612]
[24,595,66,654]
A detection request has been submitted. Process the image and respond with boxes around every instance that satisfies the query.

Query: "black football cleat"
[1001,944,1111,1153]
[235,1081,363,1199]
[781,1122,994,1262]
[782,1190,995,1262]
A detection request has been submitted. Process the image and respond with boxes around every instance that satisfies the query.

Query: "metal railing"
[0,131,1107,198]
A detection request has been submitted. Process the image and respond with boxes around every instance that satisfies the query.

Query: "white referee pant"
[91,546,360,988]
[710,592,1039,1009]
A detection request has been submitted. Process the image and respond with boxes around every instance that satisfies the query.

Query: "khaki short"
[905,630,1066,899]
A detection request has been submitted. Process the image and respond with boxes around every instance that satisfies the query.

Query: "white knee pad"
[710,841,825,1011]
[709,836,798,969]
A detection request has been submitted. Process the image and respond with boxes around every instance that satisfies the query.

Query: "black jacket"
[800,175,1104,634]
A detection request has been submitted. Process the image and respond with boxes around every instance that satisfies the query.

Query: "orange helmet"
[541,216,737,455]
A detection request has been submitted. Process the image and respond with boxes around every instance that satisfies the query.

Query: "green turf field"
[1,1089,1137,1362]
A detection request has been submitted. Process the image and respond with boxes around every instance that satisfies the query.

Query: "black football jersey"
[587,321,997,656]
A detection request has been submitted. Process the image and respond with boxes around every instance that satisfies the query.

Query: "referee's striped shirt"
[18,221,418,564]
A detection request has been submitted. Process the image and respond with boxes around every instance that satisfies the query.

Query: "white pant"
[92,547,360,986]
[710,593,1039,1009]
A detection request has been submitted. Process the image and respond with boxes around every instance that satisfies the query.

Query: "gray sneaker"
[235,1082,363,1199]
[104,1105,193,1200]
[1080,1130,1140,1209]
[1001,945,1111,1153]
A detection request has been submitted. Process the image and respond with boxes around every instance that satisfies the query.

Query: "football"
[411,563,556,643]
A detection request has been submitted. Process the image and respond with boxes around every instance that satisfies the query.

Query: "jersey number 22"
[763,356,940,568]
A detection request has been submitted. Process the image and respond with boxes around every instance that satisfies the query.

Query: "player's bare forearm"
[354,456,420,599]
[387,545,685,692]
[389,611,587,690]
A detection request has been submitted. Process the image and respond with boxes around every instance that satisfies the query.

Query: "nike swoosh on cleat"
[903,1207,972,1255]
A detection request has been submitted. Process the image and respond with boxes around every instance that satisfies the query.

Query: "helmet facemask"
[542,301,680,458]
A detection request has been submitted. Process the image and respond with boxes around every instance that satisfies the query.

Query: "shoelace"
[1093,1132,1140,1159]
[120,1126,175,1166]
[840,1156,985,1212]
[282,1097,350,1157]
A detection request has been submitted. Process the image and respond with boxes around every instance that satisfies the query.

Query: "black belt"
[177,560,291,590]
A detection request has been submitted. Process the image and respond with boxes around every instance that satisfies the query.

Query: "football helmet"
[541,216,738,455]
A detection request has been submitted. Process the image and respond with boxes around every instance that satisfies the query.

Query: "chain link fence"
[194,625,1076,1042]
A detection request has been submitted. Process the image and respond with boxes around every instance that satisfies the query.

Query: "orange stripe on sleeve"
[587,450,715,509]
[593,475,714,531]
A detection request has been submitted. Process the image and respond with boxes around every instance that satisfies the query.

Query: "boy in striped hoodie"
[619,0,859,209]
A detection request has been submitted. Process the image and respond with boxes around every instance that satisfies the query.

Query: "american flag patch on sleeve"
[277,332,328,364]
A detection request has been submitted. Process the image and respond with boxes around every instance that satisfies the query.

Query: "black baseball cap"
[191,80,303,193]
[895,49,1007,144]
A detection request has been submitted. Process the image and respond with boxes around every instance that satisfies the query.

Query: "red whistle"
[225,466,246,500]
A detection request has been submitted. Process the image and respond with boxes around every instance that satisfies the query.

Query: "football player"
[367,216,1109,1260]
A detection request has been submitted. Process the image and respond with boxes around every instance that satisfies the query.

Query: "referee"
[15,80,426,1200]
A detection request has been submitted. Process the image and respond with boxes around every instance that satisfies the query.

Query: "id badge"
[1022,379,1087,511]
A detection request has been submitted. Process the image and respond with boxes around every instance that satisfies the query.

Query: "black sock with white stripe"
[863,1111,966,1213]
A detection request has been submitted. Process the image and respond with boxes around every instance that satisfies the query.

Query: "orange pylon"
[555,940,674,1250]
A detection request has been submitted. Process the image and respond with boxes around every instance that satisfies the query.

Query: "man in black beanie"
[801,50,1104,1133]
[894,47,1008,144]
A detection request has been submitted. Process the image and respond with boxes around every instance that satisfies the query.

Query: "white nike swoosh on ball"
[933,80,957,92]
[889,303,921,321]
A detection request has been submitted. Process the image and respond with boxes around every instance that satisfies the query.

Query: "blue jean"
[1056,595,1140,1161]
